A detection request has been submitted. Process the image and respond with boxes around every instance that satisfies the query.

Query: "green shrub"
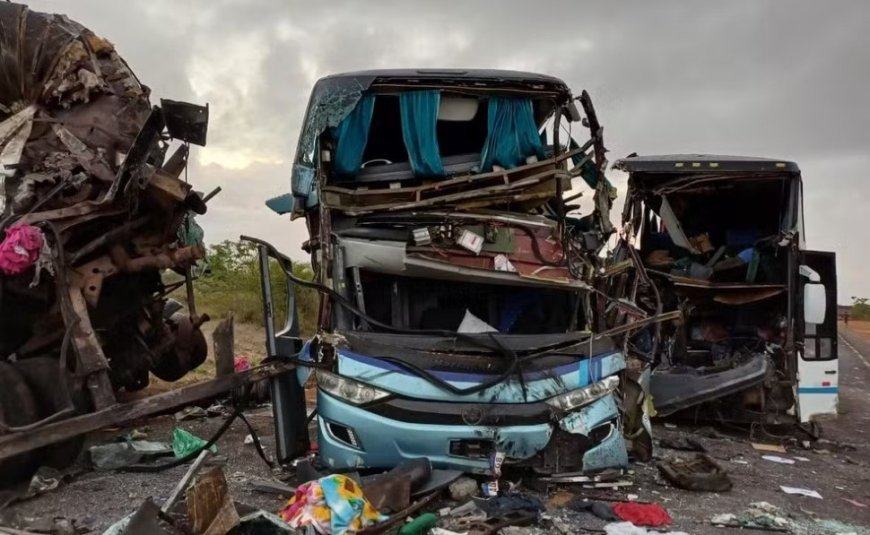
[851,297,870,321]
[186,240,318,337]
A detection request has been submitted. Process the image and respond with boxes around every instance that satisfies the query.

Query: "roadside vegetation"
[187,240,318,338]
[851,297,870,321]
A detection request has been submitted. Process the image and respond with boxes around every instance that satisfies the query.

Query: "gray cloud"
[26,0,870,300]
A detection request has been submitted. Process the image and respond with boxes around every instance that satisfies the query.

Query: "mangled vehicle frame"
[0,3,218,481]
[610,154,838,426]
[257,69,661,476]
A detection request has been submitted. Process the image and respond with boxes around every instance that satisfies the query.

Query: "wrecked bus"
[255,69,639,475]
[612,154,838,426]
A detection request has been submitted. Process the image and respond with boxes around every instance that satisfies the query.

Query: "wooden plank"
[0,360,295,461]
[213,316,235,377]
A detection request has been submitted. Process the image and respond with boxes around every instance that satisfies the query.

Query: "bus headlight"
[316,370,391,405]
[545,375,620,412]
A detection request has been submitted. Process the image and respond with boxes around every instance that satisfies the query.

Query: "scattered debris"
[658,437,705,452]
[278,474,388,533]
[752,443,787,454]
[843,498,867,508]
[567,498,619,521]
[172,428,216,459]
[474,494,545,517]
[162,449,212,514]
[185,467,240,535]
[780,485,823,499]
[711,501,791,532]
[89,440,171,470]
[463,510,537,534]
[449,477,480,501]
[245,477,293,495]
[103,498,181,535]
[602,521,689,535]
[175,406,209,422]
[658,454,732,492]
[762,455,796,465]
[398,513,438,535]
[235,510,295,534]
[611,502,672,527]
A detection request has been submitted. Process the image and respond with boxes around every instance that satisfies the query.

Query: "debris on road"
[448,477,480,501]
[753,443,788,454]
[611,502,672,527]
[89,440,171,470]
[172,428,216,459]
[843,498,868,508]
[602,521,688,535]
[658,454,732,492]
[761,455,796,465]
[711,501,791,532]
[185,467,240,535]
[657,436,705,452]
[780,485,823,499]
[175,407,209,422]
[162,449,212,514]
[567,497,620,521]
[278,474,388,533]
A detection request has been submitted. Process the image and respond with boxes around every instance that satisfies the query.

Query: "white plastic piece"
[493,254,516,272]
[457,310,497,333]
[780,485,822,499]
[455,229,484,255]
[412,227,432,246]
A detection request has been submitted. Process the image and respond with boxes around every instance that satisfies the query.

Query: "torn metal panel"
[322,152,577,215]
[0,2,214,481]
[659,195,699,254]
[650,352,771,417]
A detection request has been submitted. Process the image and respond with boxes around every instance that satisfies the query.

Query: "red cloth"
[0,224,43,275]
[234,356,252,372]
[612,502,673,527]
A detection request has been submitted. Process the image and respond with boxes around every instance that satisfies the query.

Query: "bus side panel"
[797,250,838,422]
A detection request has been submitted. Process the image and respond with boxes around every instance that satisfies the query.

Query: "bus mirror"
[804,283,826,324]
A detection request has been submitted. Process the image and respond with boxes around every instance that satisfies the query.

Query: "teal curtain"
[400,90,445,176]
[480,97,545,172]
[333,94,375,176]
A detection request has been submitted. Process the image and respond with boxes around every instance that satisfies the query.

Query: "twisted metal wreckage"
[255,70,681,476]
[0,3,220,480]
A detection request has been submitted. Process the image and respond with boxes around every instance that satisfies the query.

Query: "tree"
[851,296,870,321]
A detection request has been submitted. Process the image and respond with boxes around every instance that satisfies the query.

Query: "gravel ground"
[1,325,869,533]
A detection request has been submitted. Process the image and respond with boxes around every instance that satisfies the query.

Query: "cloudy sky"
[29,0,870,301]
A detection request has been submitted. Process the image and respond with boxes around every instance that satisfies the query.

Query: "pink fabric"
[0,224,43,275]
[234,356,252,373]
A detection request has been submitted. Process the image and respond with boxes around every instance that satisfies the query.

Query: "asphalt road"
[1,327,869,532]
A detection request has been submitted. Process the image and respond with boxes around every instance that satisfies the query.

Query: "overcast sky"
[28,0,870,301]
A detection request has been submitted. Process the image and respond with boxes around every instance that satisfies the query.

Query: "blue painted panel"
[316,391,552,474]
[582,424,629,471]
[337,350,625,403]
[558,394,619,436]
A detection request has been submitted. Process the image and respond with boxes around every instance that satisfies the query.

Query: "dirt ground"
[2,322,869,533]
